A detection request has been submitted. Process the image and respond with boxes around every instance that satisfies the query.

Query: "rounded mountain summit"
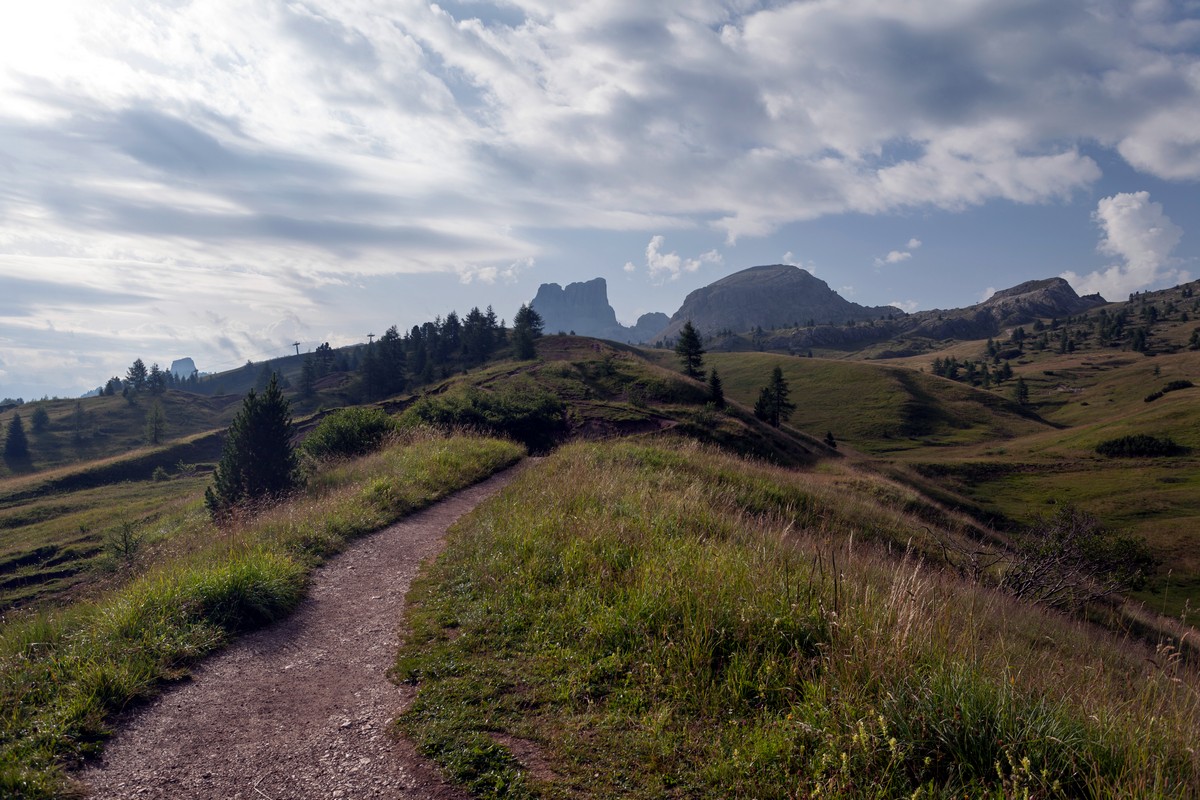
[657,265,902,341]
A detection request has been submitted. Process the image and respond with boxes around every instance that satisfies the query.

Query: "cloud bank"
[1,1,1199,395]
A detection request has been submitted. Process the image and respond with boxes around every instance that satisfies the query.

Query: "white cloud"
[873,237,923,267]
[979,286,997,303]
[888,299,920,313]
[632,236,722,282]
[457,257,535,285]
[1061,191,1188,299]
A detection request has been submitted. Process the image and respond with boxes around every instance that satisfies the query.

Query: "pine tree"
[205,374,300,518]
[145,401,167,445]
[512,304,544,360]
[675,320,705,379]
[753,366,796,427]
[1013,376,1030,406]
[147,363,167,395]
[708,368,725,409]
[30,405,50,434]
[4,414,29,461]
[126,358,148,393]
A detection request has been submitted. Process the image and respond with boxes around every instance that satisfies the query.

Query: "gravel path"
[78,466,523,799]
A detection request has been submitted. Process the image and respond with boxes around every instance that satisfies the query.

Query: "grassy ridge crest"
[396,440,1200,798]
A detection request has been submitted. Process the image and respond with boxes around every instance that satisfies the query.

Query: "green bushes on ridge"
[302,407,398,460]
[1096,434,1189,457]
[400,379,565,452]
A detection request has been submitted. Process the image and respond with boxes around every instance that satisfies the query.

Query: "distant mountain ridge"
[713,274,1107,355]
[531,278,667,343]
[530,266,1107,354]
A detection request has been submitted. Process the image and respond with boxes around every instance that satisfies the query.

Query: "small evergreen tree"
[753,366,796,428]
[675,321,705,379]
[4,414,29,461]
[145,401,167,445]
[512,304,544,360]
[708,368,725,409]
[147,363,167,395]
[824,431,837,449]
[1013,376,1029,406]
[126,358,148,393]
[205,374,300,519]
[30,405,50,434]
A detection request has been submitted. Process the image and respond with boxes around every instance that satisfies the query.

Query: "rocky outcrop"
[629,312,670,343]
[658,265,902,341]
[902,278,1107,341]
[170,357,199,379]
[531,279,667,343]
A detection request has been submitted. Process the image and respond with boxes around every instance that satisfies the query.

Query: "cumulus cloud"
[888,299,920,313]
[1061,192,1188,299]
[874,237,923,267]
[625,236,722,282]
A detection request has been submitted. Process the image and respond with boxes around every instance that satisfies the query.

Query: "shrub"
[1095,434,1189,457]
[1001,507,1157,610]
[1163,379,1194,393]
[302,407,397,460]
[401,379,566,452]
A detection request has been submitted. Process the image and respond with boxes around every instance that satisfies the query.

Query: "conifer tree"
[205,374,300,518]
[30,405,50,434]
[753,366,796,427]
[126,358,148,393]
[512,304,544,360]
[708,368,725,409]
[4,414,29,461]
[675,320,705,379]
[145,401,167,445]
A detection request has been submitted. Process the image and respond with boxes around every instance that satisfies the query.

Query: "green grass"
[0,431,523,798]
[692,352,1050,454]
[0,393,243,479]
[395,440,1200,798]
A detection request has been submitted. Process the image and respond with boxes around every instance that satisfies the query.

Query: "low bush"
[1145,380,1192,402]
[302,407,397,460]
[1096,434,1189,457]
[401,379,566,452]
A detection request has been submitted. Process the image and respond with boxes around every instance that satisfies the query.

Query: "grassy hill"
[4,315,1200,796]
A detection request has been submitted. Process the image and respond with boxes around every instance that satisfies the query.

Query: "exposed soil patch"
[77,466,524,799]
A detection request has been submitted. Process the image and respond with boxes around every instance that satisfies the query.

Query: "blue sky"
[1,0,1199,400]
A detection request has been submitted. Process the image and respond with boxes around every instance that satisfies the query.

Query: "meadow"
[396,439,1200,798]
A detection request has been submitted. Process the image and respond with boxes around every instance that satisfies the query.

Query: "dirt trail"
[78,466,524,799]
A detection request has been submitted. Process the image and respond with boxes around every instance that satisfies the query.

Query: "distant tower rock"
[531,278,667,343]
[170,357,199,380]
